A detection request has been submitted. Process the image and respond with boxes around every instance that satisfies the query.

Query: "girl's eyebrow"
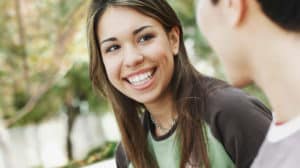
[101,37,117,45]
[133,25,153,35]
[100,25,153,45]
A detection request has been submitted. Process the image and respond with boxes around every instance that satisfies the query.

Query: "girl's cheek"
[104,59,123,80]
[143,43,167,59]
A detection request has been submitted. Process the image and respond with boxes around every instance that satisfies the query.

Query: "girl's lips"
[125,67,157,90]
[124,67,156,79]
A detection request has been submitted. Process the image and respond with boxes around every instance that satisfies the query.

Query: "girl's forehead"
[100,6,157,25]
[97,7,162,39]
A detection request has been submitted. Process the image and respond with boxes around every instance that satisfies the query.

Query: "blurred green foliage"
[0,0,110,127]
[60,141,117,168]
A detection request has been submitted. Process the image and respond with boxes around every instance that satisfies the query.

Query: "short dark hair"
[212,0,300,32]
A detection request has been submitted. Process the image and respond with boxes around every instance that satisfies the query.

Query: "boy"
[196,0,300,167]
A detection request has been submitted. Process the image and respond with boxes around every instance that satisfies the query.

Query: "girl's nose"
[123,45,144,68]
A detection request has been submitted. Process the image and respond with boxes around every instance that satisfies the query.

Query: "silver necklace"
[150,114,177,134]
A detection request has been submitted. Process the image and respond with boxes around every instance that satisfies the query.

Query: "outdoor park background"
[0,0,269,167]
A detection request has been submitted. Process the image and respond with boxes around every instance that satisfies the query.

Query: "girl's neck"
[145,90,177,135]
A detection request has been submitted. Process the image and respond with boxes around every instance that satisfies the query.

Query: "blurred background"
[0,0,268,167]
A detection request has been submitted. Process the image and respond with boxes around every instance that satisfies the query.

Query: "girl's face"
[97,6,179,105]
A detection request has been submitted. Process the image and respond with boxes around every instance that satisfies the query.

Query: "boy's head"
[196,0,300,87]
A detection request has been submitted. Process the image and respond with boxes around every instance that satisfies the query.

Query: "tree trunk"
[66,103,80,161]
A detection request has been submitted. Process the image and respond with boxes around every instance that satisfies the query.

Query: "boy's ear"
[225,0,247,27]
[168,26,180,55]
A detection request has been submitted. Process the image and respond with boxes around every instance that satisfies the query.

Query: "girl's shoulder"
[203,85,273,167]
[205,85,272,121]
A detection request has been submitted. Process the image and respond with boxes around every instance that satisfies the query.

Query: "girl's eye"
[105,45,120,53]
[138,34,154,43]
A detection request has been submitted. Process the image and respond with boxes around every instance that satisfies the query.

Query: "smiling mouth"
[125,68,156,86]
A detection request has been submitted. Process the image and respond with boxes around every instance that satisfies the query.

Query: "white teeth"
[127,71,153,86]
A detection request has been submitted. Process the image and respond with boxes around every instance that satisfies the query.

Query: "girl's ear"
[168,26,180,55]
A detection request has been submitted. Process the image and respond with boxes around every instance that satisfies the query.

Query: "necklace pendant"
[150,114,177,134]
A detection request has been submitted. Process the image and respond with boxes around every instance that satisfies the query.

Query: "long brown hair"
[87,0,225,167]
